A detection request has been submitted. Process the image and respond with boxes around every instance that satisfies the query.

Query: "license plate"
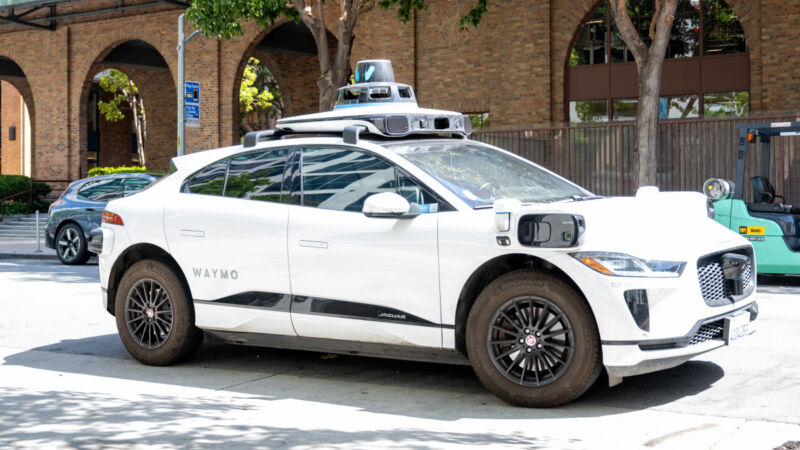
[724,312,750,345]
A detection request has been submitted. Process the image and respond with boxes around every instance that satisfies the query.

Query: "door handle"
[299,240,327,249]
[181,229,205,238]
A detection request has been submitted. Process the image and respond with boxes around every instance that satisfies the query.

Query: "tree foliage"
[239,57,284,133]
[97,69,148,166]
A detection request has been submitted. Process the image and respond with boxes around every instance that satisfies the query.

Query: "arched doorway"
[80,40,176,173]
[0,56,34,176]
[232,21,337,141]
[566,0,749,123]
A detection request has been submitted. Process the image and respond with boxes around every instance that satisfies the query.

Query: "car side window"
[183,158,229,196]
[397,172,439,207]
[123,177,153,197]
[224,148,288,203]
[301,147,396,212]
[77,178,124,201]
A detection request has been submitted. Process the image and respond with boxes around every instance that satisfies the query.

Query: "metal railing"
[0,178,69,222]
[472,112,800,204]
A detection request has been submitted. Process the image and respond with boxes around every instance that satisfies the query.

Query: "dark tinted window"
[185,158,229,196]
[123,177,153,196]
[301,148,396,212]
[224,149,288,202]
[77,178,124,201]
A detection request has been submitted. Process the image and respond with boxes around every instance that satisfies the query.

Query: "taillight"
[102,210,124,225]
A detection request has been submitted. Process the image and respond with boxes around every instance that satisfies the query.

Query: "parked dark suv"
[45,173,161,264]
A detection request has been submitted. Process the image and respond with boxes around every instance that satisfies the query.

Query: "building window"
[567,0,749,122]
[467,112,491,130]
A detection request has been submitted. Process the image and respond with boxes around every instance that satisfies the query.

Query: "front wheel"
[466,270,601,407]
[115,259,203,365]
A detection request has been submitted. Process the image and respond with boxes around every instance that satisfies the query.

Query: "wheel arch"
[106,242,191,316]
[453,253,594,356]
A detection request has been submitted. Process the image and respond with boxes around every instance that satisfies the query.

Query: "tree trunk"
[129,90,146,166]
[318,70,339,111]
[297,0,360,112]
[635,62,662,186]
[610,0,677,189]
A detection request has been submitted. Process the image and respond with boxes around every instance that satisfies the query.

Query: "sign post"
[177,13,201,156]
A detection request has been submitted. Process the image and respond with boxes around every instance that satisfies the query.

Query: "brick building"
[0,0,797,186]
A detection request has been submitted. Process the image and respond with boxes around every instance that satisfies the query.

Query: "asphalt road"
[1,259,798,449]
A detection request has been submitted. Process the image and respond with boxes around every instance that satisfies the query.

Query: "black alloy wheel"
[115,259,203,365]
[487,295,575,387]
[124,278,174,349]
[466,270,601,407]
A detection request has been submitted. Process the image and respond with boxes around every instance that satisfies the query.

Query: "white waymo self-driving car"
[93,60,756,407]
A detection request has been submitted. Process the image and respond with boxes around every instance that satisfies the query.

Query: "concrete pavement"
[1,259,798,449]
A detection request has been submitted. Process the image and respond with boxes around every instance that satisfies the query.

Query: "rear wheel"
[56,223,90,265]
[466,270,601,407]
[115,259,203,365]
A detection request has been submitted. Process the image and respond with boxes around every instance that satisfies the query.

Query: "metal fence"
[472,112,800,204]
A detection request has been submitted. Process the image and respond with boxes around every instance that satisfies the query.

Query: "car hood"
[509,191,748,261]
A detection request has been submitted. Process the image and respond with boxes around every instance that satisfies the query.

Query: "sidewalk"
[0,239,57,260]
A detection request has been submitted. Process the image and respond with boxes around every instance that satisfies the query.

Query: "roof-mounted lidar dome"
[334,59,417,110]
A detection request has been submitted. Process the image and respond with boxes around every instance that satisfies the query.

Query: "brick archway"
[77,38,177,174]
[225,19,339,144]
[0,62,36,176]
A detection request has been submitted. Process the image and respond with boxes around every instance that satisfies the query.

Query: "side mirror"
[363,192,413,218]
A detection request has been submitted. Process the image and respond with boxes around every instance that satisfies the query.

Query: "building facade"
[0,0,797,185]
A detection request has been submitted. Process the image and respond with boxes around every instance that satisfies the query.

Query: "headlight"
[572,252,686,278]
[702,178,733,200]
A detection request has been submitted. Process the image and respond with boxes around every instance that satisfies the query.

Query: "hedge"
[0,174,51,215]
[88,166,147,177]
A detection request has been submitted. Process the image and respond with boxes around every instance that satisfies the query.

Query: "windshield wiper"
[569,195,604,202]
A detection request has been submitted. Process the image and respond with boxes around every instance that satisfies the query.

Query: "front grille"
[689,320,724,345]
[697,247,754,307]
[698,261,727,306]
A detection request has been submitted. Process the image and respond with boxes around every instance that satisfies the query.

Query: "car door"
[287,146,445,348]
[164,147,295,336]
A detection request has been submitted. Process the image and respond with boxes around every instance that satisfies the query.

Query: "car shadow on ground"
[3,332,725,423]
[0,260,98,284]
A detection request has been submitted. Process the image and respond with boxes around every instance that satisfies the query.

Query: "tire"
[114,259,203,365]
[55,223,90,265]
[466,270,601,407]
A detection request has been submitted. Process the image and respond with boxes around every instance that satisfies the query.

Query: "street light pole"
[177,13,185,156]
[177,13,201,156]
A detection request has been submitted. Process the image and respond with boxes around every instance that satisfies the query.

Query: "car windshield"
[388,140,592,208]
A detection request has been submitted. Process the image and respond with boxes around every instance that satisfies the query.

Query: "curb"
[0,252,58,260]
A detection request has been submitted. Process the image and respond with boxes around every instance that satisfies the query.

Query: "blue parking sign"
[185,81,200,126]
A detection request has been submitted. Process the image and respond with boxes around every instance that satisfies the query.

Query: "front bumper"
[604,301,757,378]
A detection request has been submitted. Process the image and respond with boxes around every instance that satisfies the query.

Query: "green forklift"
[704,121,800,275]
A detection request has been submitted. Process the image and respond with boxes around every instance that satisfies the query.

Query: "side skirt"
[206,330,471,366]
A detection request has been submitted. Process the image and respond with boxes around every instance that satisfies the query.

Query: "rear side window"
[123,177,154,197]
[184,158,229,196]
[224,149,288,202]
[77,178,124,201]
